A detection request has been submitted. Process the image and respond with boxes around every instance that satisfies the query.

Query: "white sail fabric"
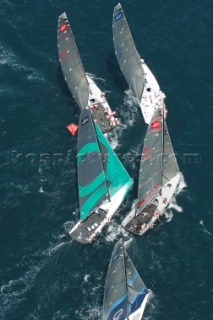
[125,251,149,316]
[112,3,145,101]
[162,121,180,184]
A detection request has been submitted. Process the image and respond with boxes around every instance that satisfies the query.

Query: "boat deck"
[90,101,114,133]
[87,75,117,133]
[70,208,108,244]
[140,61,166,124]
[124,203,158,236]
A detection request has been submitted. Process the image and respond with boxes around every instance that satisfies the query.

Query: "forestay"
[95,123,133,198]
[77,109,108,220]
[162,121,180,184]
[136,109,164,214]
[112,3,145,101]
[125,251,149,316]
[57,12,89,109]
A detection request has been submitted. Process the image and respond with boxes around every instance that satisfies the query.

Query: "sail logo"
[59,23,67,32]
[81,117,89,126]
[115,12,123,22]
[113,309,124,320]
[112,252,120,262]
[151,121,160,130]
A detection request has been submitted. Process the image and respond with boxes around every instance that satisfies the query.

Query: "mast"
[102,240,129,320]
[122,241,129,320]
[77,109,109,220]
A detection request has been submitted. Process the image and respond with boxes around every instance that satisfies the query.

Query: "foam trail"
[46,242,67,256]
[0,43,46,82]
[75,272,103,320]
[0,43,16,66]
[122,89,139,127]
[106,124,125,150]
[83,275,91,283]
[175,173,187,195]
[39,186,44,193]
[199,220,213,236]
[64,211,78,234]
[86,72,106,83]
[105,222,129,243]
[0,261,46,316]
[124,237,133,249]
[0,229,70,316]
[164,210,173,222]
[121,146,140,170]
[143,289,160,320]
[76,305,101,320]
[168,197,182,213]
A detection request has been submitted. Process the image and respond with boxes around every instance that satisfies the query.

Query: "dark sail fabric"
[77,109,108,220]
[125,251,149,316]
[94,123,133,199]
[162,121,180,184]
[102,240,128,320]
[136,110,164,214]
[112,3,145,101]
[57,12,89,109]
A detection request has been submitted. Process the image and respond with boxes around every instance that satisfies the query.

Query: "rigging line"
[94,130,111,202]
[162,173,170,182]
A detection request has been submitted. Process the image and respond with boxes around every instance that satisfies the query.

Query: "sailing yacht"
[112,3,167,124]
[102,239,149,320]
[57,12,119,133]
[122,109,182,236]
[70,108,133,244]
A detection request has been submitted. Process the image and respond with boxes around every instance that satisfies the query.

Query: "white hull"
[70,182,132,243]
[122,173,182,235]
[139,60,167,124]
[86,75,118,128]
[128,291,150,320]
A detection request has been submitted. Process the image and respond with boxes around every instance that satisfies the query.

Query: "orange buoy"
[66,123,78,136]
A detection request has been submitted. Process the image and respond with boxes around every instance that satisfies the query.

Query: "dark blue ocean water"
[0,0,213,319]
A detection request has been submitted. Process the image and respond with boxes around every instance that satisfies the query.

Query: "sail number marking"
[115,12,123,22]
